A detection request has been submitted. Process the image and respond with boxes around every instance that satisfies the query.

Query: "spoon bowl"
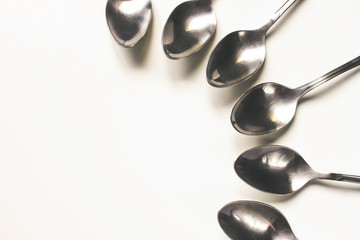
[218,200,298,240]
[235,145,360,194]
[207,30,266,87]
[231,82,299,135]
[207,0,297,87]
[231,56,360,135]
[106,0,152,48]
[162,0,216,59]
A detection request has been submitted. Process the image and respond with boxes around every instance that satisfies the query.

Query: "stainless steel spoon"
[106,0,152,48]
[162,0,216,59]
[235,145,360,194]
[218,200,298,240]
[207,0,297,87]
[231,56,360,135]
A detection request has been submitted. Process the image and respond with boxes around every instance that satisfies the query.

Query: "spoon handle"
[261,0,298,32]
[322,173,360,184]
[297,56,360,97]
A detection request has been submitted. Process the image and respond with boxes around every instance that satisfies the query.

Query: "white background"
[1,0,360,239]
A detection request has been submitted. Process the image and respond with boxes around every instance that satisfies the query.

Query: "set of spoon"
[105,0,217,55]
[205,0,359,239]
[218,10,359,240]
[105,0,359,136]
[105,1,359,239]
[217,145,360,239]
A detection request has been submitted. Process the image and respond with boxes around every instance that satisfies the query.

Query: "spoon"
[162,0,216,59]
[218,200,298,240]
[106,0,152,48]
[231,56,360,135]
[207,0,297,87]
[235,145,360,194]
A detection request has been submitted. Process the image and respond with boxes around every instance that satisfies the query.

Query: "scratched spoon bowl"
[106,0,152,48]
[207,0,297,87]
[218,200,298,240]
[235,145,360,194]
[231,56,360,135]
[162,0,216,59]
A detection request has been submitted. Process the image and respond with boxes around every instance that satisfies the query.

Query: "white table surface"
[1,0,360,239]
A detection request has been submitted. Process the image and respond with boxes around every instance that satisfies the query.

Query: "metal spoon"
[106,0,152,48]
[235,145,360,194]
[218,200,298,240]
[162,0,216,59]
[207,0,297,87]
[231,56,360,135]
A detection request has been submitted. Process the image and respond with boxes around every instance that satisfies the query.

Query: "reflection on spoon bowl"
[162,0,216,59]
[207,30,266,87]
[231,82,298,135]
[106,0,152,48]
[218,200,298,240]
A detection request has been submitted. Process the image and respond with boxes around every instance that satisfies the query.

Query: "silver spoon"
[207,0,297,87]
[162,0,216,59]
[106,0,152,48]
[218,200,298,240]
[235,145,360,194]
[231,56,360,135]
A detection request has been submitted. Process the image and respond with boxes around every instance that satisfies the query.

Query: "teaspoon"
[207,0,297,87]
[106,0,152,48]
[162,0,216,59]
[235,145,360,195]
[218,200,298,240]
[231,56,360,135]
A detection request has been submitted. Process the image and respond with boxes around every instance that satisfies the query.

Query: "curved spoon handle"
[322,173,360,184]
[297,56,360,97]
[261,0,298,32]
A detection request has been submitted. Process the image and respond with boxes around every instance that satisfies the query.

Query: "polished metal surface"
[162,0,216,59]
[218,200,298,240]
[106,0,152,48]
[207,30,266,87]
[235,145,360,194]
[231,56,360,135]
[207,0,297,87]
